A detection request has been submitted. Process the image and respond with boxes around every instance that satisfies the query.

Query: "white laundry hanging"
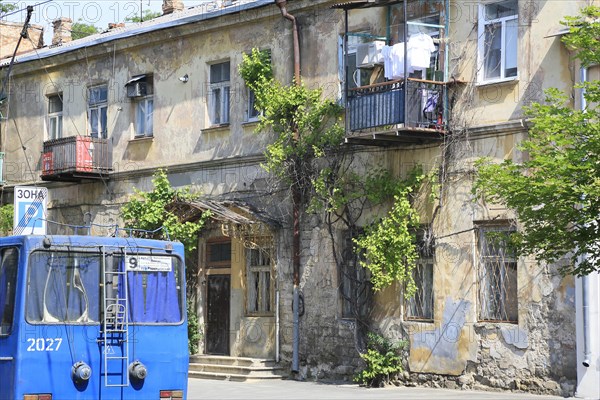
[382,42,407,80]
[408,33,436,71]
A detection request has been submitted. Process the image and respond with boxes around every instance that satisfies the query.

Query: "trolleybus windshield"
[26,251,183,325]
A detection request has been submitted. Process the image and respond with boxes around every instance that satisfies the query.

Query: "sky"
[3,0,211,44]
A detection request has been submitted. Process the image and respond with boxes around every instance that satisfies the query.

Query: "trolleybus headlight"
[129,360,148,380]
[23,395,52,400]
[71,361,92,383]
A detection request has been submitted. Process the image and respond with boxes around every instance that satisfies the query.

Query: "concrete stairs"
[189,355,287,381]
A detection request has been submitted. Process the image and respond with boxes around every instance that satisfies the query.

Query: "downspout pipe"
[580,66,591,368]
[274,0,301,374]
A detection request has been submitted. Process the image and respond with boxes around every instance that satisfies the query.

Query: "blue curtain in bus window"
[127,271,180,323]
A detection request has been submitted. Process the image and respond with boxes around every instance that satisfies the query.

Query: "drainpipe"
[580,66,591,369]
[274,0,301,374]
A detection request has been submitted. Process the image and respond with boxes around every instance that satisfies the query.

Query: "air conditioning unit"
[127,81,147,98]
[356,40,385,69]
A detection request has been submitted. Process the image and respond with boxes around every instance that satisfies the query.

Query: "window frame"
[87,85,108,139]
[133,79,154,138]
[208,61,231,126]
[477,0,519,84]
[340,229,370,319]
[245,246,273,316]
[47,94,63,140]
[0,247,20,336]
[405,231,434,321]
[476,223,519,323]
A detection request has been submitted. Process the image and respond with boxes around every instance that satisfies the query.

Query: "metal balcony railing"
[346,79,446,134]
[41,136,112,180]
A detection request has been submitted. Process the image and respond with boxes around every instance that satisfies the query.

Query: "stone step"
[188,370,286,382]
[188,355,287,381]
[189,355,277,368]
[189,362,283,376]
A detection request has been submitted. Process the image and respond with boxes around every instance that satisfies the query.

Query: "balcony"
[334,0,452,146]
[41,136,112,181]
[346,78,446,145]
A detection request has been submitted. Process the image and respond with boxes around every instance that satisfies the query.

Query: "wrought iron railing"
[41,136,112,178]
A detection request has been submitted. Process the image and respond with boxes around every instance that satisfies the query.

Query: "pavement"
[187,379,571,400]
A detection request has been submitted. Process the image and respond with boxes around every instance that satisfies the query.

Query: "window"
[209,61,230,125]
[88,85,108,138]
[47,94,63,140]
[341,33,375,91]
[340,229,370,319]
[0,248,19,335]
[134,79,153,138]
[478,0,518,82]
[406,231,434,321]
[207,241,231,267]
[246,248,272,315]
[477,224,518,322]
[244,50,270,121]
[26,251,183,324]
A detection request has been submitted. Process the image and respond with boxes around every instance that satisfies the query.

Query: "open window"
[478,0,518,83]
[126,75,154,138]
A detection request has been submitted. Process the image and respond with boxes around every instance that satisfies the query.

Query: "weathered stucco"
[0,0,582,395]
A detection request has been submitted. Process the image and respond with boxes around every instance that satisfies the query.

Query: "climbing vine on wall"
[119,169,210,253]
[0,204,13,236]
[240,48,437,319]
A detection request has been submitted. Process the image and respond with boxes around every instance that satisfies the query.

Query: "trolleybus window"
[26,251,183,324]
[0,247,19,335]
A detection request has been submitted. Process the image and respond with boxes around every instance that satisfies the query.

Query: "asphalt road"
[187,379,570,400]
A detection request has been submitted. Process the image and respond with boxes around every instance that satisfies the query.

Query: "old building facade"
[0,0,598,397]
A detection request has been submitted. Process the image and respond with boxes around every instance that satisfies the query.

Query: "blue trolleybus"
[0,235,189,399]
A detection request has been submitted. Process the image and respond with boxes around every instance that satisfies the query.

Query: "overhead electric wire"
[0,0,54,19]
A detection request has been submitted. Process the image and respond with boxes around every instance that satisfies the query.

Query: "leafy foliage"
[119,169,210,253]
[354,332,407,387]
[354,169,425,292]
[71,20,101,40]
[474,7,600,275]
[0,1,16,14]
[187,299,202,355]
[239,49,345,189]
[0,204,13,236]
[125,9,162,23]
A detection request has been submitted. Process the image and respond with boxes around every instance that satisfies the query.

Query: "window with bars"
[88,85,108,139]
[47,94,63,140]
[405,230,434,321]
[246,247,272,315]
[209,61,230,125]
[477,224,518,323]
[478,0,518,83]
[340,229,370,319]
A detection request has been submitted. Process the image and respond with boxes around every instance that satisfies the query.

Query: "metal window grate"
[477,226,518,322]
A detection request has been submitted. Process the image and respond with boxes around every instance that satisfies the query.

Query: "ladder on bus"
[101,247,130,387]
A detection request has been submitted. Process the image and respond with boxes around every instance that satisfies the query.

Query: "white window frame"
[47,94,63,140]
[477,0,519,84]
[87,85,108,139]
[246,88,260,122]
[246,247,273,316]
[133,79,154,138]
[209,61,230,126]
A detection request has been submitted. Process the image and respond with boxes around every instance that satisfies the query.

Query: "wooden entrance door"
[206,274,230,355]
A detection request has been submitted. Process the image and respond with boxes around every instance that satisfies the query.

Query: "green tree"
[474,6,600,275]
[71,20,100,40]
[0,1,17,14]
[0,204,13,236]
[125,10,161,23]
